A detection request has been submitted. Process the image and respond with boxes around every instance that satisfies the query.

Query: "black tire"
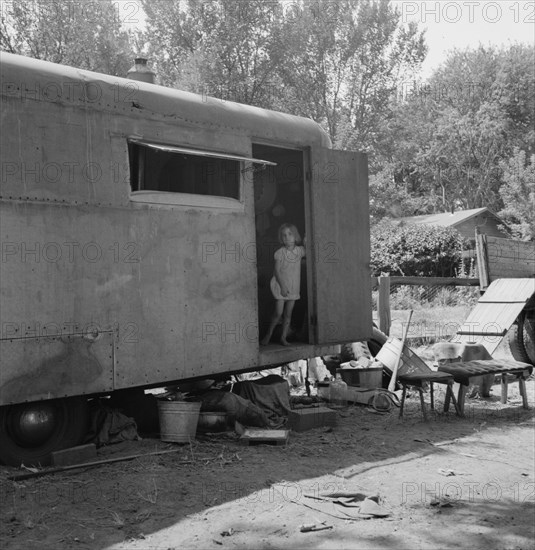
[507,310,535,366]
[367,326,389,357]
[0,397,89,467]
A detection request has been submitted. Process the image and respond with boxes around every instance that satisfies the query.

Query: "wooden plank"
[487,236,535,259]
[240,429,290,446]
[460,302,501,326]
[477,301,530,304]
[371,276,480,288]
[458,302,524,336]
[377,276,391,336]
[479,278,534,303]
[486,236,535,280]
[519,378,528,408]
[476,231,490,290]
[493,264,535,277]
[456,330,506,336]
[8,449,188,481]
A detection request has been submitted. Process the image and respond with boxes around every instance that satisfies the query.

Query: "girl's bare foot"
[280,339,290,346]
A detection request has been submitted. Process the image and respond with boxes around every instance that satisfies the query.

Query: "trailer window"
[129,141,240,199]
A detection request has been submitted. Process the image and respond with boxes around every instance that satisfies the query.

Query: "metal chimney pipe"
[127,58,156,84]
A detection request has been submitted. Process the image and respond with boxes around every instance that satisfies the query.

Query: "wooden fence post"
[377,275,391,336]
[475,228,490,291]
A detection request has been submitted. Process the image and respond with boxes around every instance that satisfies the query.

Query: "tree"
[275,0,427,149]
[369,163,434,221]
[372,44,535,217]
[138,0,202,88]
[141,0,288,107]
[140,0,427,142]
[0,0,135,76]
[499,148,535,240]
[417,101,509,211]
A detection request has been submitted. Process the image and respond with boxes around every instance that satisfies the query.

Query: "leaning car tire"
[0,396,89,467]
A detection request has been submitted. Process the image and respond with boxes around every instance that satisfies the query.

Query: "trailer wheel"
[0,397,89,467]
[507,310,535,366]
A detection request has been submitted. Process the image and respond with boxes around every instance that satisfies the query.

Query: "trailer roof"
[0,52,331,148]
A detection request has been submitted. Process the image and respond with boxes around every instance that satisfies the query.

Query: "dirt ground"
[1,359,535,550]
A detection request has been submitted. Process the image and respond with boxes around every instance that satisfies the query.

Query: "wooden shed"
[398,208,509,243]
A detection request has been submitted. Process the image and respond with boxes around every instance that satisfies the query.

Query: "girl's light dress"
[270,245,305,300]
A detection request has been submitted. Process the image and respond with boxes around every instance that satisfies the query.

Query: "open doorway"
[253,144,309,346]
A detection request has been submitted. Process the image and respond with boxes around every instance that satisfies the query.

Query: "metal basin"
[196,412,230,433]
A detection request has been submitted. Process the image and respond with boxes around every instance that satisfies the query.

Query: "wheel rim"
[7,402,60,447]
[523,311,535,364]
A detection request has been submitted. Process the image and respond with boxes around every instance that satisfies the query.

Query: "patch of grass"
[372,285,479,311]
[374,306,472,343]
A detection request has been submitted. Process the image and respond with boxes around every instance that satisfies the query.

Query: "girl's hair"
[278,223,302,245]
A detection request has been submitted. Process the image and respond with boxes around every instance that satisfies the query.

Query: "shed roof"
[398,208,504,228]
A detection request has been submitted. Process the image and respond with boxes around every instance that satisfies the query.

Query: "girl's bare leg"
[280,300,295,346]
[260,300,284,345]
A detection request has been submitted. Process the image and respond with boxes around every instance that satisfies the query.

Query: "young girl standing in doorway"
[260,223,305,346]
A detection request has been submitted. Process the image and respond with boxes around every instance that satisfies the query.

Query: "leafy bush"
[370,219,468,277]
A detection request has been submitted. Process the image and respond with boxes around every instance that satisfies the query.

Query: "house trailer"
[0,52,372,465]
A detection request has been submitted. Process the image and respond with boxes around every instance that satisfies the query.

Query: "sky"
[392,0,535,76]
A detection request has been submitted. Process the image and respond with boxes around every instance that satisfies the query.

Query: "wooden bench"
[437,359,533,415]
[385,340,532,420]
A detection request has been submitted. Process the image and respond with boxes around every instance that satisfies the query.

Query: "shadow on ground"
[1,382,534,550]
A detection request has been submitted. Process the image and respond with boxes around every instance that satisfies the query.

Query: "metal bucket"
[157,400,201,443]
